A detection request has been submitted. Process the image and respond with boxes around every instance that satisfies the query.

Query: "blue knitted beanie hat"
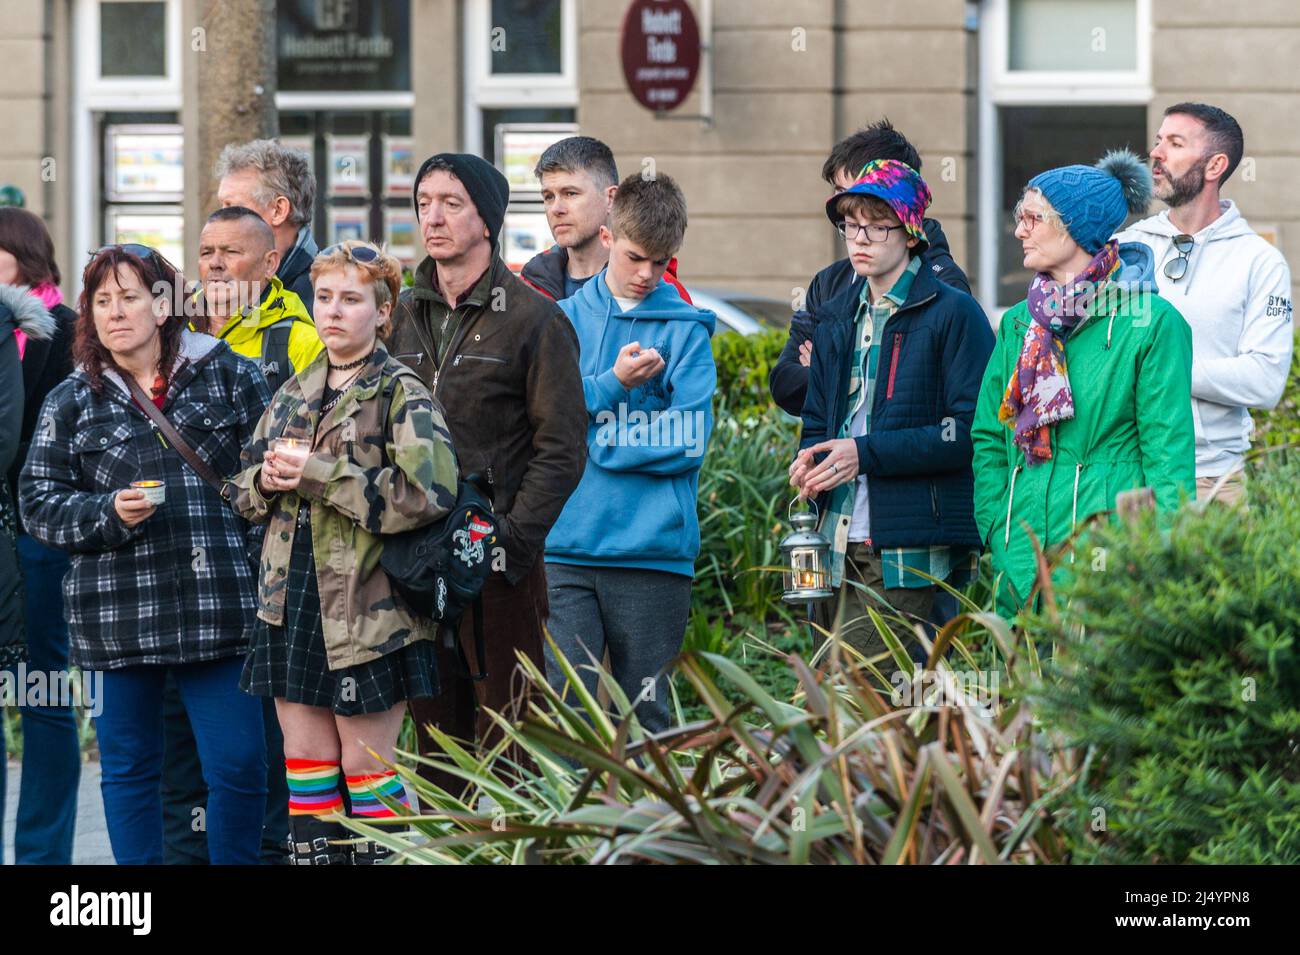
[1027,149,1152,254]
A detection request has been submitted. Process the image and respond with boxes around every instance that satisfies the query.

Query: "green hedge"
[1029,458,1300,863]
[1253,334,1300,447]
[711,328,789,422]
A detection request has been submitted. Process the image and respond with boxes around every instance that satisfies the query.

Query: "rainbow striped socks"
[285,758,344,816]
[345,771,410,818]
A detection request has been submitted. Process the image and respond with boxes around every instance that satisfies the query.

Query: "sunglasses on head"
[321,243,380,264]
[90,243,172,284]
[94,243,163,269]
[1163,234,1195,281]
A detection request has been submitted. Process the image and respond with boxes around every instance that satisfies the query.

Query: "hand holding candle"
[263,437,310,493]
[114,487,157,526]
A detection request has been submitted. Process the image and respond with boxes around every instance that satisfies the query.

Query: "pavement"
[3,759,114,865]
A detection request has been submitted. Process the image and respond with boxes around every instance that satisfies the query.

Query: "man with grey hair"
[216,139,320,315]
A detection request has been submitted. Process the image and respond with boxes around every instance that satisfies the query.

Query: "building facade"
[4,0,1297,313]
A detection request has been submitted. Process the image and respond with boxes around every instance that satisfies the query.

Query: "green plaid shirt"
[821,257,977,590]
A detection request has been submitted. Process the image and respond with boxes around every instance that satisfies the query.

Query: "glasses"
[321,243,380,264]
[1163,234,1195,281]
[835,221,905,243]
[1013,211,1049,234]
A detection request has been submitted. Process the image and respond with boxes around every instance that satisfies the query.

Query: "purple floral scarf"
[999,240,1120,465]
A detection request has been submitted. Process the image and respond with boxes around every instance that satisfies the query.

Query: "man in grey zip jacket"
[1114,103,1293,504]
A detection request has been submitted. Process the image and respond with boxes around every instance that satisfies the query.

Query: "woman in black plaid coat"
[19,246,272,865]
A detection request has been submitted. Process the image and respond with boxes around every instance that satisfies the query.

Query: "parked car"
[684,287,791,336]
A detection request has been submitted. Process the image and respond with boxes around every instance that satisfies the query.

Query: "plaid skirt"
[241,516,439,715]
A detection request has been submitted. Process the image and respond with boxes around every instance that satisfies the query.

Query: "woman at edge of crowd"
[229,240,459,865]
[970,150,1196,621]
[19,243,272,864]
[0,206,80,864]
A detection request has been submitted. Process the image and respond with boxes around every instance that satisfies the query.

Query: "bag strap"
[441,595,487,682]
[260,318,295,394]
[122,376,232,502]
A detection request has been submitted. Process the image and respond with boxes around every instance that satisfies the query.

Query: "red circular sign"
[620,0,701,113]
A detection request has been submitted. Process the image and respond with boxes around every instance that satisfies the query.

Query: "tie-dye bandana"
[999,240,1120,465]
[831,158,932,244]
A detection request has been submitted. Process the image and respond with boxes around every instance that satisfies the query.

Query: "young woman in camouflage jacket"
[229,241,458,864]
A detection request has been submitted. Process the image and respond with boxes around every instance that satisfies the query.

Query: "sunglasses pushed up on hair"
[320,243,380,264]
[88,242,178,286]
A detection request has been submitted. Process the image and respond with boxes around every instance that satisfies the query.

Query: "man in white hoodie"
[1115,102,1293,505]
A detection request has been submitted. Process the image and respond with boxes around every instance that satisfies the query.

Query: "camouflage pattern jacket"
[228,343,459,670]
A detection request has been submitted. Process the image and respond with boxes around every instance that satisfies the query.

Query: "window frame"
[80,0,182,103]
[988,0,1152,104]
[976,0,1154,313]
[462,0,579,155]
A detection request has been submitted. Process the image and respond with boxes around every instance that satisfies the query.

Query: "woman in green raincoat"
[971,151,1196,620]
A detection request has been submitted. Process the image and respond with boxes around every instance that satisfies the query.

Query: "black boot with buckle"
[351,836,399,865]
[288,815,352,865]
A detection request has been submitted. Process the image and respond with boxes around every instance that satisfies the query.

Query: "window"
[996,106,1147,306]
[976,0,1153,311]
[490,0,564,75]
[99,1,167,78]
[99,114,185,270]
[73,0,184,287]
[280,110,417,268]
[463,0,578,160]
[988,0,1150,100]
[481,107,574,165]
[277,0,412,94]
[80,0,181,94]
[1008,0,1138,72]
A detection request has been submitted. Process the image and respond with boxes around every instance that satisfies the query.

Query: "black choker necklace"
[328,350,372,371]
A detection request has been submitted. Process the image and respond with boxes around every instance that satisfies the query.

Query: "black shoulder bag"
[375,373,498,681]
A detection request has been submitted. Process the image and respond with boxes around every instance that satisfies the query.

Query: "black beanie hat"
[412,153,511,249]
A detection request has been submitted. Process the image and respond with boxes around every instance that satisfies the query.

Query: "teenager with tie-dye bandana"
[791,159,994,664]
[971,151,1196,621]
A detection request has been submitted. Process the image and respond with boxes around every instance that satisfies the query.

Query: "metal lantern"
[780,498,833,603]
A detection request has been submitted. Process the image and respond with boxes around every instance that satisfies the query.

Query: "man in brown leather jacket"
[385,153,586,789]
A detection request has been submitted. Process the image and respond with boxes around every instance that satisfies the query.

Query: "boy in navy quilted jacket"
[789,160,994,665]
[543,172,716,734]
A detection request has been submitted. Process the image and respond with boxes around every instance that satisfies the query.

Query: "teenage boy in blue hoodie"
[544,172,716,734]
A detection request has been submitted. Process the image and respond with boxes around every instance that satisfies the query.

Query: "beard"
[1153,153,1210,208]
[562,222,604,252]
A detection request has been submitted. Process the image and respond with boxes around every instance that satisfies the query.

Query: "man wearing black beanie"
[386,153,586,790]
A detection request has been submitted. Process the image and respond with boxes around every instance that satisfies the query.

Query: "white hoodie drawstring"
[1004,465,1022,546]
[1069,462,1083,563]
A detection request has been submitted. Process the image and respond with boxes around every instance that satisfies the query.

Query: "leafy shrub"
[711,328,789,422]
[348,614,1070,864]
[684,399,801,717]
[1251,331,1300,447]
[1029,458,1300,863]
[693,403,797,626]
